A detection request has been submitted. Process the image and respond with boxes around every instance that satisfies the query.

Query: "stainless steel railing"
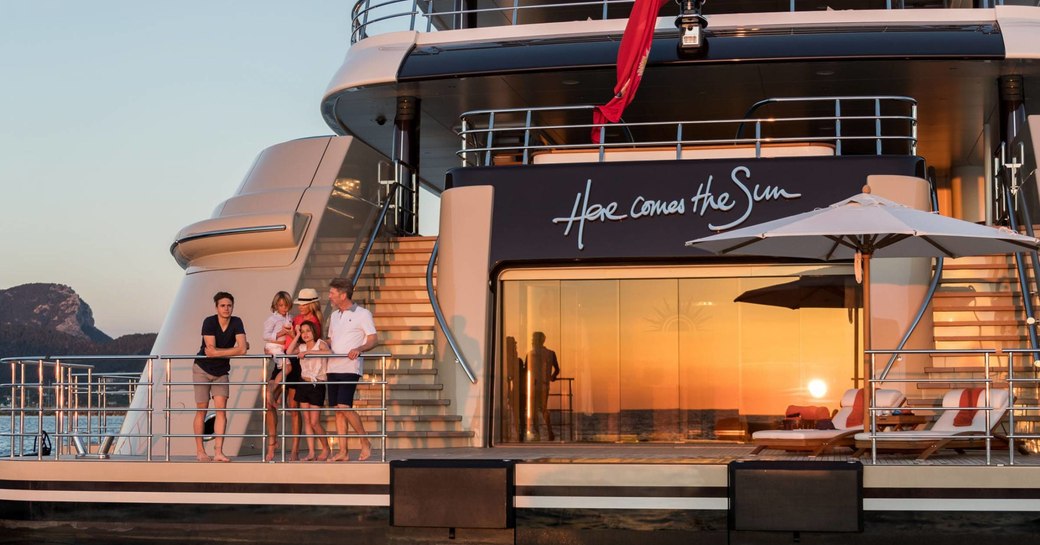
[1,352,390,462]
[999,349,1040,465]
[865,349,1002,465]
[351,0,1011,43]
[2,356,155,460]
[458,97,918,167]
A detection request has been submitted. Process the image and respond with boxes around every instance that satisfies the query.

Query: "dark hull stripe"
[0,479,387,495]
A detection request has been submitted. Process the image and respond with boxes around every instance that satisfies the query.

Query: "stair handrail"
[878,176,944,380]
[427,239,477,384]
[344,183,398,289]
[1001,168,1040,353]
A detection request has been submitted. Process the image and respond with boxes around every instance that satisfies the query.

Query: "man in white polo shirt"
[326,277,377,462]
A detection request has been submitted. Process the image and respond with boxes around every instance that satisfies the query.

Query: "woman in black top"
[192,291,247,462]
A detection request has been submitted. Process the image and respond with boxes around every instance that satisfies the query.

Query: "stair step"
[356,283,429,290]
[355,398,450,406]
[933,305,1022,312]
[940,276,1023,284]
[374,311,435,318]
[933,320,1026,327]
[924,366,1035,373]
[917,382,1010,389]
[935,335,1029,342]
[364,298,430,305]
[377,324,436,331]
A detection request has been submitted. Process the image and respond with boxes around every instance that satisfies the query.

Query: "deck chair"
[750,388,906,456]
[852,388,1010,461]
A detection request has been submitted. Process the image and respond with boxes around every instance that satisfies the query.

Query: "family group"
[190,277,377,463]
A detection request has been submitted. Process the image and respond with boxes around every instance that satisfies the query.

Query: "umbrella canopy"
[688,190,1040,430]
[687,192,1040,260]
[734,275,861,310]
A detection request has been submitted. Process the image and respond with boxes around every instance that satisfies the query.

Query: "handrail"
[457,98,918,167]
[1001,179,1040,352]
[427,240,477,384]
[350,0,1009,43]
[866,348,998,465]
[1,353,390,462]
[169,224,287,254]
[348,182,397,288]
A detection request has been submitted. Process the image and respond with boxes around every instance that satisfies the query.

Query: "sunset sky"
[0,2,350,336]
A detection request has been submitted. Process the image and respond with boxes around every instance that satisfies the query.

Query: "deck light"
[676,0,708,57]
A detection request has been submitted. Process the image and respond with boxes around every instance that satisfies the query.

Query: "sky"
[0,2,352,337]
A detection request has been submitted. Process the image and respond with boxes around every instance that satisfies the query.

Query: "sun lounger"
[852,388,1010,461]
[751,388,906,456]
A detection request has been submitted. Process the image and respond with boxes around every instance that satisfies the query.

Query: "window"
[495,266,859,444]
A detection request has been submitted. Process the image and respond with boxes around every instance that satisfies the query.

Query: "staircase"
[297,235,474,450]
[924,254,1039,429]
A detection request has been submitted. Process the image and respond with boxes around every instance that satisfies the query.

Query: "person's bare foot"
[289,452,300,462]
[213,453,231,462]
[265,443,277,462]
[196,452,212,462]
[317,449,330,462]
[358,441,372,462]
[302,453,315,462]
[329,452,349,462]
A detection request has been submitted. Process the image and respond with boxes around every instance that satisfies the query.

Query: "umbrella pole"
[862,253,872,433]
[853,309,860,388]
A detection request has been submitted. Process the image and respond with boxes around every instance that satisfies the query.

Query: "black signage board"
[446,155,924,271]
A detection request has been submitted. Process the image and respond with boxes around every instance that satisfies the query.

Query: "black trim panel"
[0,479,387,495]
[516,485,727,498]
[400,25,1003,79]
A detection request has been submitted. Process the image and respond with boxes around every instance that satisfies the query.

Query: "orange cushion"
[953,388,985,427]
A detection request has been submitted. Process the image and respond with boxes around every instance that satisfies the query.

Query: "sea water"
[0,415,123,457]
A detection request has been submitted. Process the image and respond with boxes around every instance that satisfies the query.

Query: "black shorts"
[271,357,304,385]
[326,373,360,407]
[294,383,326,406]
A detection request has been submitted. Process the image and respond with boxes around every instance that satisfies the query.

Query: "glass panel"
[561,280,619,442]
[496,271,858,444]
[619,279,680,441]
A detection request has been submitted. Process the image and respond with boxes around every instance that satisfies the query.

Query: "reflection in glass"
[496,272,859,444]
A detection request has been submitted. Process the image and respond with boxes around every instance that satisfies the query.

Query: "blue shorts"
[326,373,361,407]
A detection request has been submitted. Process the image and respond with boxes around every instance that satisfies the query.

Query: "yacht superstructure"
[5,1,1040,543]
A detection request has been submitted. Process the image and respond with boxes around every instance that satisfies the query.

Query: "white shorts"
[264,343,285,355]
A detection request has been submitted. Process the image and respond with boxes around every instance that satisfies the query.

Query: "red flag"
[591,0,669,143]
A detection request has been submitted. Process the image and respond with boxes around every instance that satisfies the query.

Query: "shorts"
[193,364,229,403]
[295,383,326,406]
[326,373,361,407]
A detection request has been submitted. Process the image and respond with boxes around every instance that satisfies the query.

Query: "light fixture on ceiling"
[676,0,708,57]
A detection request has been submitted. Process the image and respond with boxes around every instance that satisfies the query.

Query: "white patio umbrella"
[686,188,1040,430]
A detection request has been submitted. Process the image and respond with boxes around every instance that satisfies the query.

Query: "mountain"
[0,283,111,342]
[0,284,157,382]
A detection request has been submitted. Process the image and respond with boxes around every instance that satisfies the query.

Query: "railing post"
[54,360,63,460]
[834,98,842,156]
[37,359,44,460]
[165,358,172,462]
[381,355,387,462]
[280,357,287,463]
[984,351,991,465]
[874,98,882,155]
[1007,351,1016,466]
[147,358,153,462]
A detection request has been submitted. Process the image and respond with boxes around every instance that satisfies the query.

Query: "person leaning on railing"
[192,291,247,463]
[287,321,331,462]
[326,277,377,462]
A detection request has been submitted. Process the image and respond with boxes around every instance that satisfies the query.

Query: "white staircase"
[298,235,474,450]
